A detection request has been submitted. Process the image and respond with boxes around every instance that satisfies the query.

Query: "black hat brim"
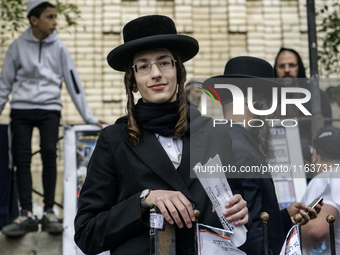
[203,75,285,104]
[107,34,199,71]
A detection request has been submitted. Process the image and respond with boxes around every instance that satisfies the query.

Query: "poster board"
[63,125,109,255]
[269,120,307,208]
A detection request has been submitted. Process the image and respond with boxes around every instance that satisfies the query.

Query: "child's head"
[27,0,57,39]
[27,0,55,19]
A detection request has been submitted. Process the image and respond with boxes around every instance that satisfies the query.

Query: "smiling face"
[30,7,57,40]
[132,48,178,104]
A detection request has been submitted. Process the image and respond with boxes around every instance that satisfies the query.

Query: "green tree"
[0,0,81,45]
[317,1,340,76]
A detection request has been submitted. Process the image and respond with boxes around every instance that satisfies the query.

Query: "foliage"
[317,1,340,76]
[0,0,26,44]
[55,0,81,29]
[0,0,81,45]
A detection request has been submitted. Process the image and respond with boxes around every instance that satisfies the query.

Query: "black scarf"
[115,99,202,136]
[135,99,180,136]
[116,99,180,137]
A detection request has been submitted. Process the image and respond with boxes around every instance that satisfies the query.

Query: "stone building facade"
[0,0,326,216]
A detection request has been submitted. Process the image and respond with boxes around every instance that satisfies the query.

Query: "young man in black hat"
[301,126,340,254]
[74,15,249,255]
[207,56,320,255]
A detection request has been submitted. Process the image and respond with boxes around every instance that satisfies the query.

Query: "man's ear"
[312,148,319,164]
[132,84,138,93]
[29,16,38,27]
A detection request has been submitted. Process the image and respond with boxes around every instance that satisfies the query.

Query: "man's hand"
[287,202,321,225]
[145,190,196,229]
[212,194,248,226]
[96,120,107,129]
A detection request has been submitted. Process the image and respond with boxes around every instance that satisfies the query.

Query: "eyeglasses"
[132,57,177,75]
[277,63,298,69]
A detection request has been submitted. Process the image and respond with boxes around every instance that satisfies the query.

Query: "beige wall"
[0,0,324,216]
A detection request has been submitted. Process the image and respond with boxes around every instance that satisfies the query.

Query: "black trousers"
[10,109,60,212]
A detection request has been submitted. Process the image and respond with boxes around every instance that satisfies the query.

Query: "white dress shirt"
[155,134,183,169]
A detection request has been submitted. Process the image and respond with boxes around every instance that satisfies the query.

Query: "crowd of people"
[0,1,339,255]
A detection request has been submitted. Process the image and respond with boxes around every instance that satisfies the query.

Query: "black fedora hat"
[107,15,199,71]
[203,56,284,104]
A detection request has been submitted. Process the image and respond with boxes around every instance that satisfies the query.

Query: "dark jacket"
[74,108,243,255]
[226,124,292,255]
[274,48,332,161]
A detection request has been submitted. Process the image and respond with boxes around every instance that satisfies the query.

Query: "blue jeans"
[10,109,60,212]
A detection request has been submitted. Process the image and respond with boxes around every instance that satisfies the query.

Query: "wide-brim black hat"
[203,56,285,104]
[107,15,199,72]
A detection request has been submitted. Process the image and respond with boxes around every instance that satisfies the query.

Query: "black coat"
[226,124,292,255]
[74,109,243,255]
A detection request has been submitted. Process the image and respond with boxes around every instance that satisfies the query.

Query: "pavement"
[0,227,62,255]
